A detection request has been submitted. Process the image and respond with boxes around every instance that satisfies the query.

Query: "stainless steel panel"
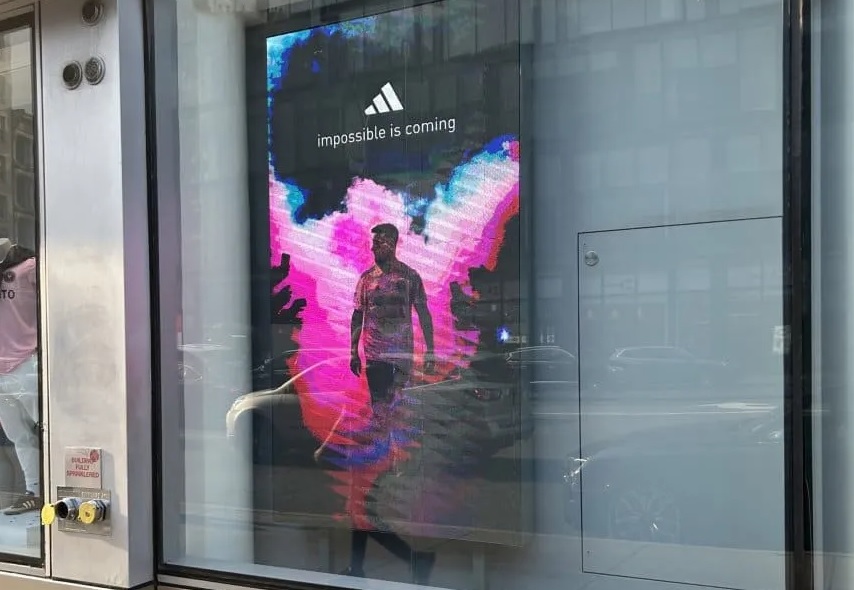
[39,0,151,585]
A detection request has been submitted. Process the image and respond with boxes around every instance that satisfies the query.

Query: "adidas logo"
[364,83,404,116]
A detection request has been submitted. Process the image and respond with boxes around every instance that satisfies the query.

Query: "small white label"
[773,325,789,355]
[64,447,102,489]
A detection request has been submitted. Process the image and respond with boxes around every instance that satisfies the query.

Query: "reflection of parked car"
[226,352,529,465]
[178,346,347,390]
[177,344,231,387]
[506,346,578,398]
[563,409,783,550]
[250,348,351,389]
[250,352,290,387]
[604,346,729,389]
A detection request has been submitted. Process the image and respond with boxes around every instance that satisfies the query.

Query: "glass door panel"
[0,10,41,563]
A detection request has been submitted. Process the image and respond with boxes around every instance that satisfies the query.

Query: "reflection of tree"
[271,253,306,325]
[271,253,306,358]
[450,282,476,330]
[450,215,521,355]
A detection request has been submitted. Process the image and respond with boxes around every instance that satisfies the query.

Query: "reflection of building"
[0,1,842,590]
[0,25,33,250]
[0,109,35,248]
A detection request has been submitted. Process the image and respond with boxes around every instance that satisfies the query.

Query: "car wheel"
[608,482,681,544]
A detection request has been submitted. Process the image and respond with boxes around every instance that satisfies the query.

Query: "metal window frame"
[0,1,48,574]
[783,1,812,589]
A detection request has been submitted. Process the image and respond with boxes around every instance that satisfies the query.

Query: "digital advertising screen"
[253,0,525,544]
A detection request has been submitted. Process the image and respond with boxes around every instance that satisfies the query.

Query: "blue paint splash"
[267,18,379,104]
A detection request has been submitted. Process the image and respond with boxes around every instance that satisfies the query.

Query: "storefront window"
[0,12,41,563]
[150,1,786,589]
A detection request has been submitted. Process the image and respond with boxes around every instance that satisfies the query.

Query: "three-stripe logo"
[364,82,404,116]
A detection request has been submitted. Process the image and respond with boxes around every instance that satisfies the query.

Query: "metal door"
[577,218,785,590]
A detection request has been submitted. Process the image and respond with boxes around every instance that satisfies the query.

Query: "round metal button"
[84,57,105,85]
[584,251,599,267]
[62,62,82,90]
[81,1,105,26]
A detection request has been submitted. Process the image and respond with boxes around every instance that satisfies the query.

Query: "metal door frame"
[783,0,812,589]
[0,0,49,578]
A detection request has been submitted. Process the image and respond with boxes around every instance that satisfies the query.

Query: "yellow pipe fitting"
[79,499,108,525]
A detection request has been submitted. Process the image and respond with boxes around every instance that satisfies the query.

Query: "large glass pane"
[152,1,786,589]
[0,13,41,562]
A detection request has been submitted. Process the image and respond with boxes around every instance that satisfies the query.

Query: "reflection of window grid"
[0,193,8,221]
[14,212,33,249]
[0,155,7,183]
[13,132,32,169]
[0,114,8,143]
[14,170,32,212]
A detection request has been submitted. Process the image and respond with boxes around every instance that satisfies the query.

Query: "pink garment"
[0,257,37,374]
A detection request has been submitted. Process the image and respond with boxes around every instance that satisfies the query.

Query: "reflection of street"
[180,496,783,590]
[180,376,786,588]
[532,386,779,452]
[177,389,779,589]
[180,385,785,588]
[187,386,783,487]
[534,388,778,421]
[190,388,783,491]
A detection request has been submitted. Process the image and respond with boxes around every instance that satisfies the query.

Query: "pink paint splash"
[269,143,519,439]
[268,141,520,527]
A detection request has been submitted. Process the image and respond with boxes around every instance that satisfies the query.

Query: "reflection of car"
[410,352,532,446]
[177,345,347,389]
[604,346,729,389]
[250,348,344,389]
[250,352,290,387]
[178,357,203,385]
[177,344,231,387]
[506,346,578,397]
[226,352,529,465]
[563,409,783,550]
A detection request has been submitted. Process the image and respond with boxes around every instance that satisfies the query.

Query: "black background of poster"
[243,0,532,547]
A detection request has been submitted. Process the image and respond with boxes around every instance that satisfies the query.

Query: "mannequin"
[0,238,39,514]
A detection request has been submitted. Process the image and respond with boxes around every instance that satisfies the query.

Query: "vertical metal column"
[40,0,152,586]
[783,0,812,589]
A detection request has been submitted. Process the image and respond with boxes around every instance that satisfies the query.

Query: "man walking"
[341,222,435,583]
[350,223,434,398]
